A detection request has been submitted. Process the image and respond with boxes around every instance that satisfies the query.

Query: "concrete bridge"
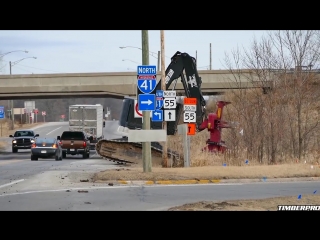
[0,69,261,100]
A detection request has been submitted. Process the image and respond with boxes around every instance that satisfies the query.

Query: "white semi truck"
[68,104,105,149]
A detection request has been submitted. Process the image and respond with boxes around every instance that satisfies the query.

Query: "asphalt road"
[0,181,318,211]
[0,121,319,210]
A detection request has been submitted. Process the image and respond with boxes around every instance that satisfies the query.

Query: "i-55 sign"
[163,98,176,109]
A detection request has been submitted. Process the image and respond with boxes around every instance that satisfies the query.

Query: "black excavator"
[95,51,230,165]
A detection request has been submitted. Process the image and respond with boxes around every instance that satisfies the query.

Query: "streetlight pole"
[1,50,28,124]
[9,56,37,130]
[0,50,28,58]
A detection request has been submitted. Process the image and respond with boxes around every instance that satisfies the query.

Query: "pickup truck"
[57,131,92,159]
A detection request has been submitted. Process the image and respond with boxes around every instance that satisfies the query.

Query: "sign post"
[137,64,157,172]
[181,98,197,167]
[0,106,4,137]
[34,109,38,123]
[42,111,46,122]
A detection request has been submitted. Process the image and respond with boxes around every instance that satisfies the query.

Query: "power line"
[15,63,67,73]
[13,65,34,74]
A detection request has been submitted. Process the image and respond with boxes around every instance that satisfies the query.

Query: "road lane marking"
[0,179,25,189]
[46,127,62,136]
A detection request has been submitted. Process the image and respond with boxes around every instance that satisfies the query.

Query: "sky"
[0,30,268,75]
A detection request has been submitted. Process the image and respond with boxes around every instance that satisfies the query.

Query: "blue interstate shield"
[156,97,164,109]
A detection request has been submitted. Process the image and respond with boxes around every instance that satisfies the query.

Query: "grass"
[93,163,320,182]
[0,119,44,137]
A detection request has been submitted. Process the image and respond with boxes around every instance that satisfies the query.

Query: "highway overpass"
[0,70,262,100]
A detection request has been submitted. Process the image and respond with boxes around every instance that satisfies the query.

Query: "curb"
[114,177,320,185]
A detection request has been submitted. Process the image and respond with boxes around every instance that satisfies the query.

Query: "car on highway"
[57,131,91,159]
[31,137,63,161]
[10,129,39,153]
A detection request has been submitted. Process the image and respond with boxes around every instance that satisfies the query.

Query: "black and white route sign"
[163,97,176,109]
[183,111,196,123]
[164,110,176,121]
[163,91,176,98]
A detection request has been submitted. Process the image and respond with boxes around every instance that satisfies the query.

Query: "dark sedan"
[31,137,62,161]
[10,130,39,153]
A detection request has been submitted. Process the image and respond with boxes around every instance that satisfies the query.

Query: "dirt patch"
[93,163,320,182]
[168,194,320,211]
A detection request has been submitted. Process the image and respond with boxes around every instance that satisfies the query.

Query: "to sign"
[42,111,46,116]
[184,98,197,105]
[163,98,176,109]
[183,111,196,123]
[34,109,39,114]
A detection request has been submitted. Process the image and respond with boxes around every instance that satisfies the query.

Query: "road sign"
[163,91,176,98]
[134,100,143,118]
[187,123,196,135]
[134,100,152,118]
[152,110,163,122]
[34,108,39,114]
[156,90,164,97]
[0,106,4,119]
[42,111,46,116]
[164,110,176,121]
[184,98,197,105]
[183,111,196,123]
[137,79,157,94]
[183,105,196,111]
[61,114,65,119]
[163,97,176,109]
[156,98,164,109]
[138,94,156,111]
[137,65,157,75]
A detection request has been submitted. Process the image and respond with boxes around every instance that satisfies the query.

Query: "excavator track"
[95,137,181,166]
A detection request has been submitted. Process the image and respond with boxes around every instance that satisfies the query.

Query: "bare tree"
[223,30,320,164]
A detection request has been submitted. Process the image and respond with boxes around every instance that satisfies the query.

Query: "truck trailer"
[68,104,105,150]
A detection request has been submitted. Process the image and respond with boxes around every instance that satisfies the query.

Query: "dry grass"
[0,119,44,151]
[0,119,44,137]
[168,194,320,211]
[0,142,6,152]
[93,163,320,181]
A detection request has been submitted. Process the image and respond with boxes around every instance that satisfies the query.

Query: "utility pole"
[9,61,14,130]
[209,43,212,70]
[157,51,160,72]
[160,30,168,167]
[141,30,152,172]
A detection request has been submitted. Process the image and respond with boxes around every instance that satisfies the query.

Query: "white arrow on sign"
[154,112,161,118]
[141,99,153,105]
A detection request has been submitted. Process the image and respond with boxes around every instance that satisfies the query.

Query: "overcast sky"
[0,30,268,75]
